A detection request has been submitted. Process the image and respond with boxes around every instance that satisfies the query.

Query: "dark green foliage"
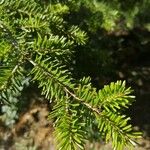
[0,0,143,149]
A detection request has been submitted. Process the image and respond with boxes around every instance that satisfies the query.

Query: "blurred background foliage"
[0,0,150,149]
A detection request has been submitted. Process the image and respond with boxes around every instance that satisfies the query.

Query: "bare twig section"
[64,87,101,115]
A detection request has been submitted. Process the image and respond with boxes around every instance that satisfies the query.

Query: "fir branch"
[28,57,101,115]
[0,64,19,90]
[0,0,142,149]
[98,81,135,112]
[96,111,141,150]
